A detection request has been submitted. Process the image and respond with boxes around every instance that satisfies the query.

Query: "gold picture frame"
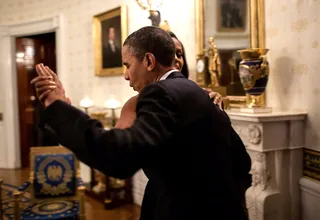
[217,0,247,33]
[93,5,128,76]
[195,0,266,108]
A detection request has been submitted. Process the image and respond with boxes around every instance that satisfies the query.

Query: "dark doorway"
[16,32,57,167]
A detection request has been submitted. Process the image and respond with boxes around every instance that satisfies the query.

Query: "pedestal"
[226,110,307,220]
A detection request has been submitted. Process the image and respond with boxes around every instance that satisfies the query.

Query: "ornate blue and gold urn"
[237,48,269,108]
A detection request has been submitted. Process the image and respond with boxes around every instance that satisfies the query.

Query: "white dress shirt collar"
[159,69,178,81]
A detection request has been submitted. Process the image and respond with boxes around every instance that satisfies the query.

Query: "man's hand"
[203,88,224,111]
[31,63,71,107]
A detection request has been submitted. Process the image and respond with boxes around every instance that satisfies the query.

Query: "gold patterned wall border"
[303,148,320,181]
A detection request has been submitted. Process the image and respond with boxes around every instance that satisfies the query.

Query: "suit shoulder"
[139,82,168,96]
[137,83,174,106]
[158,78,205,97]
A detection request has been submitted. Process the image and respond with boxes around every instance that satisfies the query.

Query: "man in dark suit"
[31,26,250,220]
[102,26,122,68]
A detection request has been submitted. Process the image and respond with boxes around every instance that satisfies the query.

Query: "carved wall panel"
[232,122,262,148]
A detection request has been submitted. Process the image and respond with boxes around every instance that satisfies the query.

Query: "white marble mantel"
[227,111,307,122]
[226,110,307,220]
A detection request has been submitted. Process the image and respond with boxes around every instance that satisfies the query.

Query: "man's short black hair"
[123,26,175,67]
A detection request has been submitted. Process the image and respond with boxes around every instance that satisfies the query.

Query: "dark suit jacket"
[102,43,122,68]
[41,72,250,220]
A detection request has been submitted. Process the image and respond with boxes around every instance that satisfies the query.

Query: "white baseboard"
[300,177,320,220]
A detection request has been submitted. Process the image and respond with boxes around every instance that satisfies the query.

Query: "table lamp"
[79,96,94,114]
[104,96,121,127]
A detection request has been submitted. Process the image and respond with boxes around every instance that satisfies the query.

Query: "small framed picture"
[93,5,128,76]
[217,0,247,32]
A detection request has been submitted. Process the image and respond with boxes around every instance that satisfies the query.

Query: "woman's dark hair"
[168,31,189,79]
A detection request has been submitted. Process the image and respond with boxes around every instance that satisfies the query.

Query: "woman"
[115,31,223,129]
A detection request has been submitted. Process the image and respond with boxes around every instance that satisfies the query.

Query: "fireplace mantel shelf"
[225,110,307,122]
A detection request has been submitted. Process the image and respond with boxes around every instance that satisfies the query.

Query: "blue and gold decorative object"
[4,146,87,220]
[20,200,79,220]
[33,154,76,198]
[237,48,271,111]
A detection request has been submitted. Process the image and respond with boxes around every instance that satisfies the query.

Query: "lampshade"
[79,97,94,108]
[136,0,164,10]
[104,96,121,109]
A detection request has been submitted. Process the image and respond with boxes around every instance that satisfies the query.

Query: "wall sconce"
[136,0,170,30]
[104,95,121,127]
[79,96,94,114]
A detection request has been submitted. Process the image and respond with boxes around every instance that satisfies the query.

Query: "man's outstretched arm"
[41,83,178,179]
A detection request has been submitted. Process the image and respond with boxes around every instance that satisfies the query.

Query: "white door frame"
[0,15,66,168]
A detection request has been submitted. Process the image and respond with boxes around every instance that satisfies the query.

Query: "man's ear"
[144,53,156,71]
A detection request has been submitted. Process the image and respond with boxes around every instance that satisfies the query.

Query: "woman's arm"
[114,95,138,129]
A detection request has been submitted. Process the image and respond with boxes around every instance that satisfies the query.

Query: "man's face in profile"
[122,45,150,93]
[108,27,116,41]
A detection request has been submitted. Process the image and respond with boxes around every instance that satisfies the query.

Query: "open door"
[16,32,57,167]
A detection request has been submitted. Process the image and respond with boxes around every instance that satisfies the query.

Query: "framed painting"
[93,5,128,76]
[217,0,247,32]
